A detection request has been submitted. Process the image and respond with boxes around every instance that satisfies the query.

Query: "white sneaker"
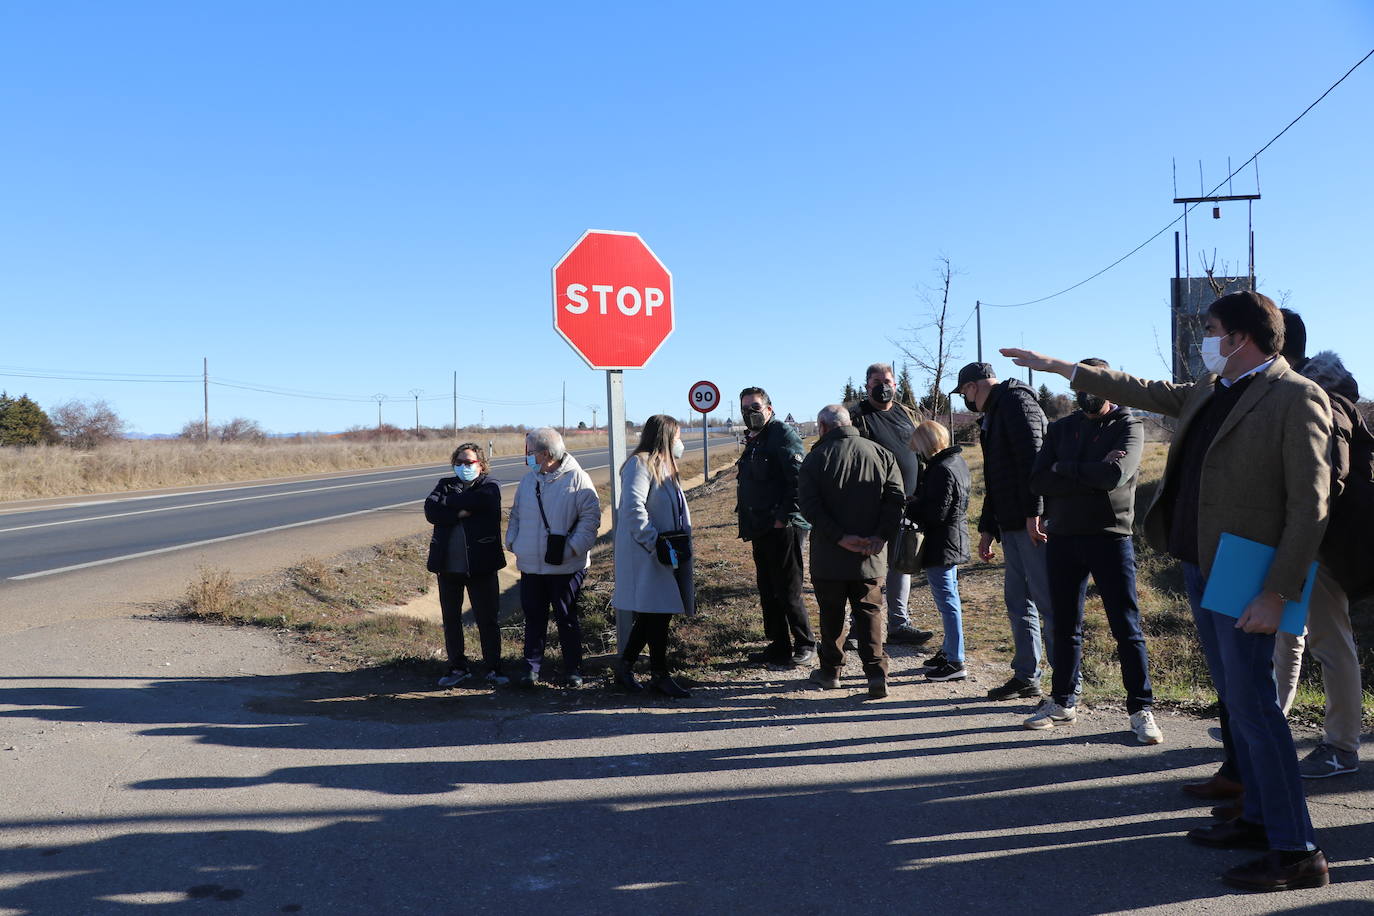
[437,668,471,688]
[1023,701,1076,730]
[1130,709,1164,745]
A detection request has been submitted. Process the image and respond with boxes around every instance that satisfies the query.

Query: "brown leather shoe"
[1181,773,1244,800]
[1187,818,1269,850]
[1221,850,1329,891]
[1211,799,1244,821]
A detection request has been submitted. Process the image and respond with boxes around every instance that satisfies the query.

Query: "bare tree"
[51,399,126,450]
[891,256,963,415]
[216,417,266,443]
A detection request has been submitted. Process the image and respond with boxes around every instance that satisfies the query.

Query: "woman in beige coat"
[614,414,695,698]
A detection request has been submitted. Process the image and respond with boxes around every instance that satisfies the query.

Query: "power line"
[0,370,197,383]
[980,46,1374,309]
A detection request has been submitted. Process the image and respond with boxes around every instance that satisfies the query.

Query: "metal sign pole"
[702,412,709,479]
[606,368,630,650]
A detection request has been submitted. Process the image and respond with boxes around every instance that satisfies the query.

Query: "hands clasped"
[839,534,886,556]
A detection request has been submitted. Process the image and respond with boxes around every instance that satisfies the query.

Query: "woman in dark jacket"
[907,421,972,682]
[425,442,508,687]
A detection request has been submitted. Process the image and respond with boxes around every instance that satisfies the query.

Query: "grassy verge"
[0,431,602,501]
[170,445,1374,723]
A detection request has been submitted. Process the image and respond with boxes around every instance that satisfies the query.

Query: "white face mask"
[1200,333,1241,375]
[671,439,685,460]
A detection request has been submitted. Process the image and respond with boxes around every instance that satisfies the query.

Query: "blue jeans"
[1183,564,1239,780]
[1047,534,1152,712]
[1182,562,1316,851]
[1001,528,1053,686]
[885,538,912,628]
[925,565,964,664]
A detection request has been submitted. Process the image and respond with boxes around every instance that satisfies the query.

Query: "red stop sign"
[552,229,674,369]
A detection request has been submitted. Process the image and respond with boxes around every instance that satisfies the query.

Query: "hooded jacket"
[506,452,601,575]
[1298,351,1374,599]
[1030,405,1143,537]
[977,378,1048,536]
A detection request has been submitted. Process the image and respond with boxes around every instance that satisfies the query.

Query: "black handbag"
[655,530,692,568]
[534,481,568,566]
[891,519,925,574]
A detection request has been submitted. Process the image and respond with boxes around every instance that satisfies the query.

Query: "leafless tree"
[891,256,963,415]
[51,399,126,450]
[216,417,266,443]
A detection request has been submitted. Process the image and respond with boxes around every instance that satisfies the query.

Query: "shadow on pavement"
[1,666,1371,914]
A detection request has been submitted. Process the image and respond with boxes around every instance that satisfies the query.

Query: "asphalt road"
[0,438,728,582]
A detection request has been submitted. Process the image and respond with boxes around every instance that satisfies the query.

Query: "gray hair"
[817,404,851,428]
[527,427,566,460]
[865,362,894,382]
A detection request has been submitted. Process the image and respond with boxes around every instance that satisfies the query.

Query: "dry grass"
[0,432,597,501]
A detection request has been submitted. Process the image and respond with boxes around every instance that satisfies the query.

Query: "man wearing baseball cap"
[951,361,1057,702]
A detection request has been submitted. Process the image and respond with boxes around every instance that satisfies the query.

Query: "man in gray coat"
[797,404,906,698]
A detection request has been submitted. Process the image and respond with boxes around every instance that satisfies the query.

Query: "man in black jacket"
[850,362,933,645]
[952,362,1052,700]
[1027,358,1161,744]
[737,386,815,667]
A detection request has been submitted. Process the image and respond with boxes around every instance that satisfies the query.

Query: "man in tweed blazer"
[1002,290,1333,893]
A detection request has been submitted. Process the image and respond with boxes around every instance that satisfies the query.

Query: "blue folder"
[1200,533,1315,636]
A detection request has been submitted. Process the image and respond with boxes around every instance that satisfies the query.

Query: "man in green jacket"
[1003,290,1332,893]
[737,386,815,667]
[798,404,905,699]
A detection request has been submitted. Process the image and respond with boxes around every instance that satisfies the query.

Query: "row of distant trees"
[0,393,126,449]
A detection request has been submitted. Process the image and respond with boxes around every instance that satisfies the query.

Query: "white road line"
[8,500,422,580]
[0,472,444,534]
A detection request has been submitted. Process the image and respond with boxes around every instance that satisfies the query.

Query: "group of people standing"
[424,416,698,697]
[421,290,1359,893]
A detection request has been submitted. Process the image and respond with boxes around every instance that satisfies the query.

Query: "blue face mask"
[526,455,538,468]
[455,464,479,482]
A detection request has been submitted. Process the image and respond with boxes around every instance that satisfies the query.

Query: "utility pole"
[975,301,983,362]
[562,380,566,432]
[589,404,598,431]
[202,357,209,443]
[373,394,385,430]
[452,371,458,439]
[409,388,423,435]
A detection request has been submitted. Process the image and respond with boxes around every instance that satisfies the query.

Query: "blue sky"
[2,2,1372,435]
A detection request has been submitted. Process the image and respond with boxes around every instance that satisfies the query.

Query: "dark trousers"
[622,612,674,674]
[1046,534,1153,712]
[813,578,889,677]
[750,526,814,651]
[521,569,586,676]
[436,572,502,673]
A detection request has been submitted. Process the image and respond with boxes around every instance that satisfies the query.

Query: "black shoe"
[1221,850,1329,891]
[926,661,967,682]
[888,624,934,645]
[616,664,644,693]
[791,646,816,666]
[651,675,691,698]
[922,649,948,670]
[566,673,584,689]
[1187,818,1270,850]
[747,645,791,665]
[987,677,1041,701]
[867,675,889,699]
[842,636,858,653]
[519,670,538,688]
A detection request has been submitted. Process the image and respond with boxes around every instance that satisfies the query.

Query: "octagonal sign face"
[552,229,674,370]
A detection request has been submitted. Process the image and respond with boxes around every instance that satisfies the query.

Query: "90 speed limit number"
[688,380,720,414]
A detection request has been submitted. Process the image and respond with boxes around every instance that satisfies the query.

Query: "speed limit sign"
[688,380,720,414]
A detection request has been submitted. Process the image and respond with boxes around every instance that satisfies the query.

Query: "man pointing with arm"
[1002,290,1333,893]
